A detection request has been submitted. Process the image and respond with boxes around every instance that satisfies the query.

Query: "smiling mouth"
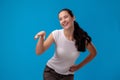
[63,22,69,27]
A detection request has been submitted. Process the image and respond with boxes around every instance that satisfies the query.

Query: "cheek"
[59,21,62,25]
[70,19,74,24]
[67,18,73,23]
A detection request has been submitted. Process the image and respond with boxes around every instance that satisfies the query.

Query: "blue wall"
[0,0,120,80]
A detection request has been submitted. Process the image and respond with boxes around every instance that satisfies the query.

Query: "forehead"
[59,11,70,17]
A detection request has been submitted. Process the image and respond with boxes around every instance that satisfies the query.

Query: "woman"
[34,8,97,80]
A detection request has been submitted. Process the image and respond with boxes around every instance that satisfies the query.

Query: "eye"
[59,18,62,21]
[64,15,68,19]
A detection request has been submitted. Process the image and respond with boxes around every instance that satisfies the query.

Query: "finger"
[69,69,74,72]
[69,67,73,72]
[34,35,41,40]
[34,35,38,40]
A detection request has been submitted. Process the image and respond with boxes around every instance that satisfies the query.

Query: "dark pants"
[43,66,74,80]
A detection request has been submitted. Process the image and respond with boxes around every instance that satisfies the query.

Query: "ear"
[73,16,76,21]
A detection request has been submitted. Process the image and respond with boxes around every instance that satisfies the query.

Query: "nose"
[61,19,66,24]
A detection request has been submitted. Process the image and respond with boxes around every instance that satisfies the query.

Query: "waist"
[45,65,74,76]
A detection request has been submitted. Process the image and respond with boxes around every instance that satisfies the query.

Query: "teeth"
[63,23,68,26]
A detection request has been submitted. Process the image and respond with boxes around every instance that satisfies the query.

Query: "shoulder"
[52,29,63,33]
[51,29,63,41]
[52,29,63,35]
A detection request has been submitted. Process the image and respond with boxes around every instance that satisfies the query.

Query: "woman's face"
[58,11,75,30]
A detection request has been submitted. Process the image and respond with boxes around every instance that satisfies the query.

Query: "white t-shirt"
[47,29,80,75]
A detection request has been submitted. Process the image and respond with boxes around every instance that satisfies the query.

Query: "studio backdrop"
[0,0,120,80]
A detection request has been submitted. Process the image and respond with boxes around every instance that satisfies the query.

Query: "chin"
[63,25,69,28]
[64,25,72,30]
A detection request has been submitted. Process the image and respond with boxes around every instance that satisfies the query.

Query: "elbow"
[36,51,41,55]
[95,49,97,55]
[89,48,97,58]
[92,49,97,57]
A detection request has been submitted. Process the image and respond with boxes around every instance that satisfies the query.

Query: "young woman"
[34,8,97,80]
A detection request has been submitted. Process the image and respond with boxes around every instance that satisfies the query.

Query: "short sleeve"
[52,30,59,43]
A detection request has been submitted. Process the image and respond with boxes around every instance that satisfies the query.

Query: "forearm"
[36,37,45,55]
[78,52,96,69]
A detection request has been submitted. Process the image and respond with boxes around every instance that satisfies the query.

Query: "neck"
[64,27,74,41]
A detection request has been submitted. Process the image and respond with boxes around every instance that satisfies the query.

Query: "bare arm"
[69,42,97,72]
[77,42,97,68]
[35,32,54,55]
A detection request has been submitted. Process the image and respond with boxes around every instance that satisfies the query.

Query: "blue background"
[0,0,120,80]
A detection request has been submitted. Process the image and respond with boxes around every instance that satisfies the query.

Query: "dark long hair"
[59,8,91,52]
